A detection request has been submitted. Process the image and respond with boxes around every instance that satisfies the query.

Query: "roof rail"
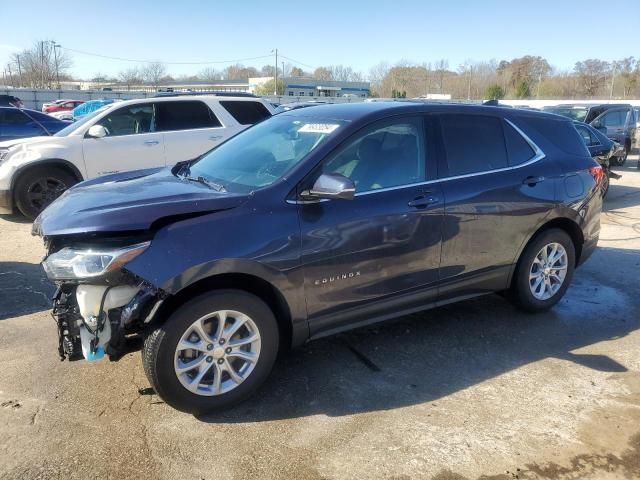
[153,91,258,98]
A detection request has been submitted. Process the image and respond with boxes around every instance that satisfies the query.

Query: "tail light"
[589,165,605,185]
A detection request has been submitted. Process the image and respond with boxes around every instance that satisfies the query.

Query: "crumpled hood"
[33,168,250,237]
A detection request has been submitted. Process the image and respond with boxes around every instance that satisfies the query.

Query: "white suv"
[0,94,274,218]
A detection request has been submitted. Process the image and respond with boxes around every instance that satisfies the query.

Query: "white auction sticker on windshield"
[298,123,340,134]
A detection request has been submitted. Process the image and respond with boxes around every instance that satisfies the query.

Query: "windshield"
[545,107,588,122]
[187,116,344,191]
[53,106,112,137]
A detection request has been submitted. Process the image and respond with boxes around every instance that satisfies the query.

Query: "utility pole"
[7,63,13,87]
[39,41,45,88]
[52,41,60,89]
[16,54,22,87]
[273,48,278,96]
[609,62,616,100]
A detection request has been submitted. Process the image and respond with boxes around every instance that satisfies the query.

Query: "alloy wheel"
[27,177,67,211]
[528,242,568,300]
[174,310,261,396]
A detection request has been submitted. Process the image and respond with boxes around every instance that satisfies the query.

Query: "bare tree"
[616,57,637,98]
[574,59,610,97]
[434,59,449,93]
[313,67,332,81]
[223,64,258,80]
[199,67,222,82]
[368,62,389,97]
[10,40,72,88]
[142,62,168,90]
[117,67,140,90]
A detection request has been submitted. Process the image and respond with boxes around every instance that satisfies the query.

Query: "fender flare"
[156,258,308,347]
[10,158,84,192]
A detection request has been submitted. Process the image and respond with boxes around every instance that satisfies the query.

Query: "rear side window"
[25,110,56,123]
[220,101,271,125]
[504,121,535,165]
[155,100,221,131]
[521,117,588,156]
[439,114,508,176]
[0,109,30,124]
[574,124,599,146]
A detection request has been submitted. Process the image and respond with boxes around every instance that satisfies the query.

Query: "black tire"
[14,166,77,220]
[612,148,627,167]
[509,228,576,313]
[142,290,279,415]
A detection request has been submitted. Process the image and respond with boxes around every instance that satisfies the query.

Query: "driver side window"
[94,103,155,137]
[323,117,426,193]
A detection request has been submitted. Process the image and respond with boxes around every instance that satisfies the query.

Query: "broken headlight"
[42,242,150,280]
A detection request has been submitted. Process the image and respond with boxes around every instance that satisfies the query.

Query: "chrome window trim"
[288,117,546,203]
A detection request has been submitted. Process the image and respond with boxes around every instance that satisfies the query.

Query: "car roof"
[113,95,268,107]
[278,101,564,122]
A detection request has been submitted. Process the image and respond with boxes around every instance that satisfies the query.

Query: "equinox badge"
[314,271,361,286]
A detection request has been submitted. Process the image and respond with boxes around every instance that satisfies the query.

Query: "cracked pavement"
[1,158,639,480]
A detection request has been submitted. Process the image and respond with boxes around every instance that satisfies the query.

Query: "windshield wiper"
[182,175,226,192]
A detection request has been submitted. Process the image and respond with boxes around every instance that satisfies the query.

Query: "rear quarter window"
[220,101,271,125]
[519,117,588,156]
[156,100,221,131]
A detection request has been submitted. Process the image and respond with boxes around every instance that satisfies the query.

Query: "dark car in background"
[544,104,637,165]
[0,107,71,141]
[573,121,621,196]
[35,103,603,414]
[543,103,625,123]
[589,106,637,165]
[0,95,24,108]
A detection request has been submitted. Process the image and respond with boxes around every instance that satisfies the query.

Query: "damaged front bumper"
[52,281,165,362]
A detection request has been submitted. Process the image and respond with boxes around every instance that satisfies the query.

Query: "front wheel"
[612,149,627,166]
[14,167,77,220]
[509,229,576,312]
[142,290,279,414]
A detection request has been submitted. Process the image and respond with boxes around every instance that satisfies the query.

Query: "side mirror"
[86,125,107,138]
[301,173,355,201]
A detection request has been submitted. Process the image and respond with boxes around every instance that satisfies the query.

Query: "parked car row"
[543,103,637,165]
[24,101,604,414]
[0,94,275,218]
[42,99,85,113]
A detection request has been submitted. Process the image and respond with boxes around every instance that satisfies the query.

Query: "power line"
[279,54,316,70]
[59,46,274,65]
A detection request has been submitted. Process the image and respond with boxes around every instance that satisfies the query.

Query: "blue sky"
[1,0,638,80]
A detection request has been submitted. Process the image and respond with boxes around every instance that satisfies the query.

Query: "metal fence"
[1,88,153,110]
[5,87,640,112]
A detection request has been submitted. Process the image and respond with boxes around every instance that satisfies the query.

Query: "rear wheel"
[14,167,77,220]
[142,290,279,414]
[509,229,576,312]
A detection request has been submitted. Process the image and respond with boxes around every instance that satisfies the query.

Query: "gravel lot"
[1,158,639,480]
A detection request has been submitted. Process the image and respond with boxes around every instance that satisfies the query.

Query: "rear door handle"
[522,175,545,186]
[209,135,223,141]
[144,140,159,146]
[408,194,440,208]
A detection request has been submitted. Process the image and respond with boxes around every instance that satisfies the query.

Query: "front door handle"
[522,175,545,186]
[408,194,440,208]
[144,140,159,146]
[209,135,223,141]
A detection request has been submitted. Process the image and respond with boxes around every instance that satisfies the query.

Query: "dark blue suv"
[34,103,603,414]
